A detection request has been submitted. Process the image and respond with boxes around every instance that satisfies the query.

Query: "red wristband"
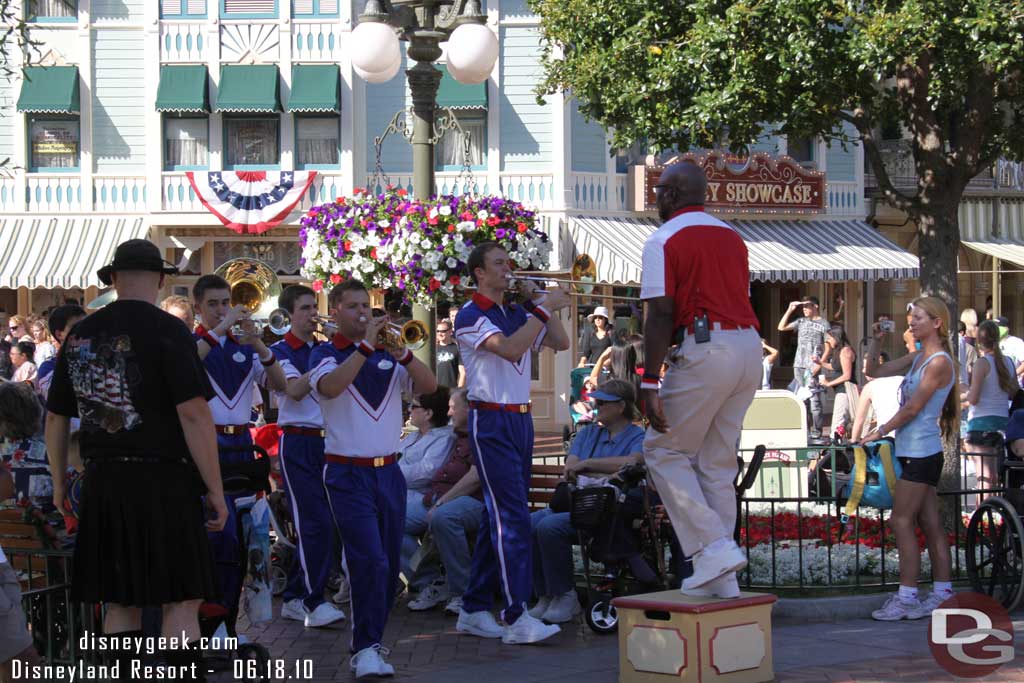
[260,354,277,367]
[641,377,660,391]
[522,300,550,323]
[356,340,375,358]
[397,348,414,366]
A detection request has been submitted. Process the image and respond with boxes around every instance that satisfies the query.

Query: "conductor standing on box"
[640,162,762,599]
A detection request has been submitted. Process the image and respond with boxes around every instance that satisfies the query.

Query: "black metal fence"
[10,547,101,665]
[734,444,1003,592]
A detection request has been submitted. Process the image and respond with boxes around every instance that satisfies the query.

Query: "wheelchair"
[964,430,1024,611]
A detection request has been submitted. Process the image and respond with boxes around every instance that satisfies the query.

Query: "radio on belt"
[693,313,710,343]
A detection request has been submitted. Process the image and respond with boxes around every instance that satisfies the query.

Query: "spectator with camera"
[778,296,829,439]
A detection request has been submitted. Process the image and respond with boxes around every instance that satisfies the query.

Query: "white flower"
[378,219,390,228]
[457,221,475,233]
[439,205,452,216]
[446,257,458,268]
[429,207,439,219]
[477,210,489,220]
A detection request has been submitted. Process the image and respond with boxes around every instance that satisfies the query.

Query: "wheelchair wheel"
[585,596,618,634]
[966,496,1024,612]
[235,643,271,683]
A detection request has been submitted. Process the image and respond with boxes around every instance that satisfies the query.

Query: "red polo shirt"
[640,206,759,332]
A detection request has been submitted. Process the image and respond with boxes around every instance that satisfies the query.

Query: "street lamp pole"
[352,0,497,365]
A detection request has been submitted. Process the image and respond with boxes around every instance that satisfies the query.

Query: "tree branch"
[895,53,947,187]
[840,109,917,213]
[955,68,998,183]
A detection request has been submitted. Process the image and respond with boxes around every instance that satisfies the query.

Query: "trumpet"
[378,320,429,352]
[265,308,337,337]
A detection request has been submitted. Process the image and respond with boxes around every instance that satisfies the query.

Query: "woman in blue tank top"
[860,297,958,622]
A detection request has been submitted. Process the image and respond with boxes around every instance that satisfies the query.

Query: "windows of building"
[292,0,338,17]
[220,0,277,19]
[295,116,340,168]
[787,136,816,167]
[224,116,280,168]
[435,113,486,171]
[164,116,210,170]
[27,0,77,21]
[29,116,79,171]
[161,0,208,18]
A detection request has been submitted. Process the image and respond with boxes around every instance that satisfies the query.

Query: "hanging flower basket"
[299,188,552,307]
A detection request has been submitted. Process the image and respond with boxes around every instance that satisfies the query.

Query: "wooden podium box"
[611,591,776,683]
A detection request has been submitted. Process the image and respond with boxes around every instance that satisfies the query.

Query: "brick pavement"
[219,596,1024,682]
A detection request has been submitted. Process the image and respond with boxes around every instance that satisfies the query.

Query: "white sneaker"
[872,593,922,621]
[541,591,580,623]
[907,591,951,620]
[456,609,505,639]
[444,596,463,615]
[681,572,740,599]
[502,612,561,645]
[333,575,351,604]
[682,540,747,589]
[304,601,347,628]
[280,598,306,622]
[350,644,394,678]
[527,596,552,619]
[408,583,450,612]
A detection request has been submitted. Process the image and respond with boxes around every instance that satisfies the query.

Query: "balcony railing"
[94,176,146,213]
[160,21,205,62]
[292,21,345,62]
[865,140,1022,193]
[26,175,82,212]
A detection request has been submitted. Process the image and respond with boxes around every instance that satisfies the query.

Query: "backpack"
[842,439,902,516]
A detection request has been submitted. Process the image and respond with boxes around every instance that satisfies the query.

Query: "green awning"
[288,64,340,113]
[216,65,280,113]
[437,64,487,110]
[155,65,210,113]
[17,66,80,114]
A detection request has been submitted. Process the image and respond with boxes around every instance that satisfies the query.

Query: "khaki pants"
[643,329,762,557]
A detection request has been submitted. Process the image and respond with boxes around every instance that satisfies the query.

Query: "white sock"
[898,585,918,603]
[933,581,953,597]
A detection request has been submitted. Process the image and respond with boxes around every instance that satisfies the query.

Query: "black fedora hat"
[97,239,179,286]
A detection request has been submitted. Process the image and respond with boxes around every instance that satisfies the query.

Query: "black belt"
[85,456,188,465]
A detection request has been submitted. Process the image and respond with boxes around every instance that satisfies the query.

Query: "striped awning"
[962,239,1024,269]
[567,215,920,284]
[0,217,149,289]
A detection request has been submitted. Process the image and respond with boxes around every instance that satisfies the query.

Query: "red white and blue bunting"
[186,170,317,235]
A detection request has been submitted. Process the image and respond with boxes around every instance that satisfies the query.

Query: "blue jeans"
[530,508,576,597]
[402,494,485,596]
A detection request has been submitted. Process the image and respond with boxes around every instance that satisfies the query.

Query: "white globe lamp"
[350,22,401,75]
[445,55,491,85]
[446,23,497,83]
[355,57,402,84]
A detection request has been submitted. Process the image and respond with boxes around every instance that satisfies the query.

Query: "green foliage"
[532,0,1024,196]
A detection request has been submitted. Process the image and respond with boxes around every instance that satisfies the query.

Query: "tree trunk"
[913,202,963,532]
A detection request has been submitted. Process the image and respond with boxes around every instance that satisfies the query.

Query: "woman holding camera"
[860,297,957,621]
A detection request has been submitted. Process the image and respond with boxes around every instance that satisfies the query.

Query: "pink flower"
[312,280,324,292]
[329,274,342,285]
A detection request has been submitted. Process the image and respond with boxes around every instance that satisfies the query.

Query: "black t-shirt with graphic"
[47,300,214,462]
[436,342,462,388]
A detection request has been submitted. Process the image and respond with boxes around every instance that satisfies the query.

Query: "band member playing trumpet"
[309,279,437,678]
[270,285,346,628]
[192,274,286,621]
[454,242,571,644]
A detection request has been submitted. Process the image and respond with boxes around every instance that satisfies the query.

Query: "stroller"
[572,445,766,634]
[563,367,599,451]
[200,444,274,678]
[266,490,298,596]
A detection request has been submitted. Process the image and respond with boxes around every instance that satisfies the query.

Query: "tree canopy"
[532,0,1023,212]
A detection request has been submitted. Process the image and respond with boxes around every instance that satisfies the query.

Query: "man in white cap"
[577,305,613,367]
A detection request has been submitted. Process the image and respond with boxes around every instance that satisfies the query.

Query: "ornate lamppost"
[349,0,498,363]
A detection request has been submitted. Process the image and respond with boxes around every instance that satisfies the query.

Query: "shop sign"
[629,151,826,214]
